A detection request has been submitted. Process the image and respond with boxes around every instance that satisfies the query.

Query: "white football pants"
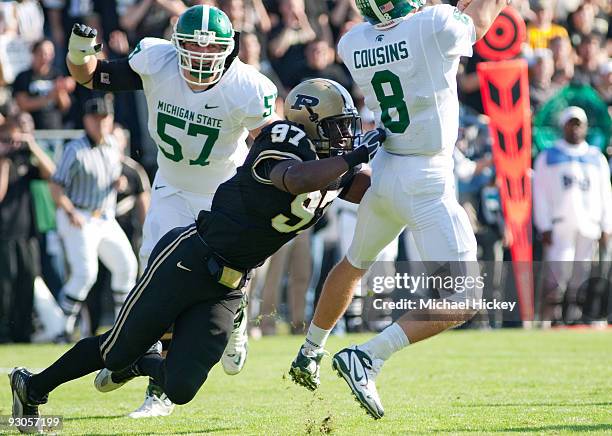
[139,173,214,269]
[57,208,137,311]
[347,149,477,267]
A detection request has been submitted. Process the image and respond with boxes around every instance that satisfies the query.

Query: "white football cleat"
[128,384,175,418]
[332,346,385,419]
[222,296,249,375]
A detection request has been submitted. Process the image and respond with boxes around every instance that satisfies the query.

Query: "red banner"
[477,59,534,321]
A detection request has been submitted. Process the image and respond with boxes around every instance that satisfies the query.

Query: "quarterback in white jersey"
[338,4,474,158]
[291,0,508,419]
[66,5,277,418]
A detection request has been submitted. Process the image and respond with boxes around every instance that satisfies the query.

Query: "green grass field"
[1,329,611,435]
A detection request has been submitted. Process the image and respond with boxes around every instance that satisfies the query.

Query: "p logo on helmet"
[290,95,320,111]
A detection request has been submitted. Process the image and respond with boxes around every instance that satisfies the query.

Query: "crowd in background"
[0,0,610,344]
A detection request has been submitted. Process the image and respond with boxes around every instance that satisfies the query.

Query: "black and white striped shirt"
[52,135,122,212]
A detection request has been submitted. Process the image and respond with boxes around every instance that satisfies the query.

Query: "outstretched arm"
[269,129,384,195]
[460,0,509,40]
[66,24,143,91]
[66,24,103,88]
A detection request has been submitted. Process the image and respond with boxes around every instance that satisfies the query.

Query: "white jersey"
[338,5,476,158]
[533,140,612,240]
[128,37,277,194]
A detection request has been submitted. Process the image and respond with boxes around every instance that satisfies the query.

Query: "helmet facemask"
[312,111,362,158]
[172,29,234,86]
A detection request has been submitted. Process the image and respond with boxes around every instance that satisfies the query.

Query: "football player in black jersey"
[8,78,385,432]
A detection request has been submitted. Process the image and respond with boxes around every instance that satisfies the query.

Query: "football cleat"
[9,367,48,434]
[128,383,175,418]
[332,346,385,419]
[94,341,161,393]
[222,294,249,375]
[289,345,328,391]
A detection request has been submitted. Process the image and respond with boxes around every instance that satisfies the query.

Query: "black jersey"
[197,121,355,269]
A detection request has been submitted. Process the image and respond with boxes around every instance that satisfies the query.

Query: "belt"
[74,206,104,218]
[197,232,251,291]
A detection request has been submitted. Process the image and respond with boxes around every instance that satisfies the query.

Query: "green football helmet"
[355,0,426,26]
[172,5,235,86]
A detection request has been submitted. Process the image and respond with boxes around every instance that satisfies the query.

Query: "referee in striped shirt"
[50,95,137,340]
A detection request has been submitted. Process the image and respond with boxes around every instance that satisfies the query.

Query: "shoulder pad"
[128,37,175,76]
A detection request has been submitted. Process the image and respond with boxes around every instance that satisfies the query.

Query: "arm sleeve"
[433,4,476,58]
[51,144,77,187]
[92,58,143,91]
[599,155,612,234]
[240,74,279,131]
[533,152,552,233]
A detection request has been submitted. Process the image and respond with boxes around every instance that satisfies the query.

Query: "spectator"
[0,0,44,45]
[117,0,186,46]
[528,48,561,112]
[567,3,599,48]
[549,35,575,86]
[239,32,284,96]
[533,106,612,324]
[268,0,315,88]
[43,0,100,60]
[527,0,569,50]
[573,34,606,87]
[328,0,360,41]
[219,0,271,35]
[286,38,352,90]
[594,60,611,105]
[0,114,56,342]
[49,96,138,339]
[12,39,75,129]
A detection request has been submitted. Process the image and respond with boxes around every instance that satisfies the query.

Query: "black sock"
[137,353,165,388]
[28,336,104,399]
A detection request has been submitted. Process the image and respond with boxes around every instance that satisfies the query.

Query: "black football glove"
[342,127,386,168]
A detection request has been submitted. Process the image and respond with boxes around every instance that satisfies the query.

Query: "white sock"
[361,323,409,361]
[305,323,331,349]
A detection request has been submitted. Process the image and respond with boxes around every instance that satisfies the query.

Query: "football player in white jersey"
[66,5,278,418]
[290,0,508,419]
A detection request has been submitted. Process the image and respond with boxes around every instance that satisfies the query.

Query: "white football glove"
[68,23,102,65]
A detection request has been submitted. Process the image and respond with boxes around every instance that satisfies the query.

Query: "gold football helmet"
[284,78,361,157]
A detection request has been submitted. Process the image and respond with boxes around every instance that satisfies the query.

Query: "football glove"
[343,128,386,168]
[68,23,103,65]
